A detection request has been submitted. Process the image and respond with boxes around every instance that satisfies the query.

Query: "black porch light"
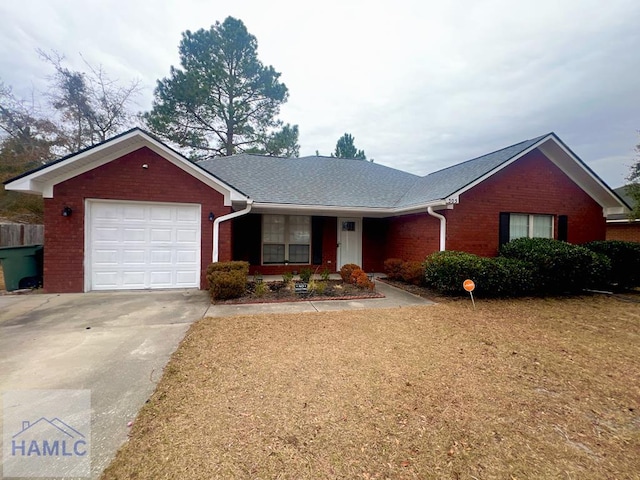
[208,212,215,222]
[62,206,73,217]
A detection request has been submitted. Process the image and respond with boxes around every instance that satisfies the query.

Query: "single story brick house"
[606,186,640,242]
[5,128,629,293]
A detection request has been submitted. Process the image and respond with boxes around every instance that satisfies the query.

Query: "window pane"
[263,244,285,263]
[533,215,553,238]
[342,221,356,231]
[288,215,310,244]
[289,244,310,263]
[509,214,529,240]
[263,215,285,243]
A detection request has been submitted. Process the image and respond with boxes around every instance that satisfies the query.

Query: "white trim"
[250,200,448,217]
[212,200,253,262]
[5,129,246,205]
[427,207,446,251]
[84,198,201,292]
[337,217,363,268]
[448,134,629,217]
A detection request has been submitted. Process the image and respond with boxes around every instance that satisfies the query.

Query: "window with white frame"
[262,215,311,264]
[509,214,553,241]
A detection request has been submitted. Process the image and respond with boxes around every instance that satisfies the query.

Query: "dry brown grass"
[0,265,5,291]
[102,296,640,479]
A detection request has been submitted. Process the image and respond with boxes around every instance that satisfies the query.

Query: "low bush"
[424,251,532,296]
[351,268,375,290]
[499,238,609,294]
[383,258,405,280]
[401,261,425,286]
[206,261,249,300]
[299,267,313,283]
[282,271,294,283]
[340,263,361,283]
[584,240,640,289]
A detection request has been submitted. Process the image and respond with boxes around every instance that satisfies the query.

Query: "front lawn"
[102,296,640,479]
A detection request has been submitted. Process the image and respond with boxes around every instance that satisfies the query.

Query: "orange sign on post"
[463,279,476,308]
[463,279,475,292]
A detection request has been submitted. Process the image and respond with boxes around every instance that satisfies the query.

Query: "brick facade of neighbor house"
[43,147,231,293]
[606,223,640,242]
[382,149,606,261]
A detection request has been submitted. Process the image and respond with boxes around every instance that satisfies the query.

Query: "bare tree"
[38,49,141,152]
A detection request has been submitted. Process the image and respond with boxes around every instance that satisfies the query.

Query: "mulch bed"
[212,280,384,304]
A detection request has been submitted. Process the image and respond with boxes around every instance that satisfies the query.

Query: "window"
[507,214,553,241]
[262,215,311,264]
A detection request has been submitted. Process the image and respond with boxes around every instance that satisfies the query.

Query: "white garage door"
[88,201,201,290]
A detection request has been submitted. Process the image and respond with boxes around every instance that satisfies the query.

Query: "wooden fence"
[0,223,44,247]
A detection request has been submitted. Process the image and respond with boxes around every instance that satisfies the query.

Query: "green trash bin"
[0,244,44,291]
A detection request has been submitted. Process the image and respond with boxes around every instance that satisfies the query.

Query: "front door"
[337,217,362,268]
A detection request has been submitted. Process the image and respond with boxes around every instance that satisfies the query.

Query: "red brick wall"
[44,147,231,292]
[606,223,640,242]
[383,214,440,263]
[383,149,606,261]
[362,218,388,272]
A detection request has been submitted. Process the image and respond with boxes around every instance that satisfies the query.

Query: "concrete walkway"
[207,279,434,317]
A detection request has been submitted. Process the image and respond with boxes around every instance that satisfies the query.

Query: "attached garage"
[3,129,245,293]
[86,200,201,291]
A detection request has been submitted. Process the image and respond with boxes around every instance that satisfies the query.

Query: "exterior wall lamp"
[62,206,73,217]
[208,212,215,222]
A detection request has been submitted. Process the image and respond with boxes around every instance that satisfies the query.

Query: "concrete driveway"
[0,289,210,479]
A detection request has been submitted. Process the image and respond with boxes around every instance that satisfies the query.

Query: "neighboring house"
[4,128,629,293]
[606,186,640,242]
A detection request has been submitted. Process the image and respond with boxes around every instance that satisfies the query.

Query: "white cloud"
[0,0,638,187]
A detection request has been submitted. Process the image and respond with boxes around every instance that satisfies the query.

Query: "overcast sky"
[1,0,639,187]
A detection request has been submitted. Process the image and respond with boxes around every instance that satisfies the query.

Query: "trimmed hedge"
[499,238,609,294]
[206,261,249,300]
[424,238,614,296]
[424,251,533,296]
[583,240,640,289]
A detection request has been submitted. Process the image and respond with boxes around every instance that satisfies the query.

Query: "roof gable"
[3,128,246,205]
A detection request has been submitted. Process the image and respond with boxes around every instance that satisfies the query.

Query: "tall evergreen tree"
[144,17,299,159]
[332,133,366,160]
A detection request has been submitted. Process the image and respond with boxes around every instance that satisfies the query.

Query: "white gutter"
[212,199,254,262]
[427,206,446,251]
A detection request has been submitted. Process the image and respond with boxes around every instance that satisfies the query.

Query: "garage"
[87,200,201,291]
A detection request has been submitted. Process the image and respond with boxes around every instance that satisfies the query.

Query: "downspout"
[212,199,254,263]
[427,206,446,251]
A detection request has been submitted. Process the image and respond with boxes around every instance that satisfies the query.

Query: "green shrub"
[282,271,294,283]
[254,281,269,297]
[584,240,640,289]
[424,251,533,296]
[206,261,250,276]
[320,267,331,281]
[299,267,313,283]
[340,263,360,283]
[206,261,249,300]
[383,258,405,280]
[499,238,608,294]
[424,251,483,295]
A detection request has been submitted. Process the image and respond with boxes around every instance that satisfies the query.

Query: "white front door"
[86,200,201,291]
[337,217,362,268]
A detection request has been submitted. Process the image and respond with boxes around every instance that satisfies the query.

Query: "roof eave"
[250,200,448,217]
[445,134,631,216]
[3,129,246,206]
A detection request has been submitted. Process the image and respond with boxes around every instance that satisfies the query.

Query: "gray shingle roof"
[198,134,550,209]
[198,155,419,208]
